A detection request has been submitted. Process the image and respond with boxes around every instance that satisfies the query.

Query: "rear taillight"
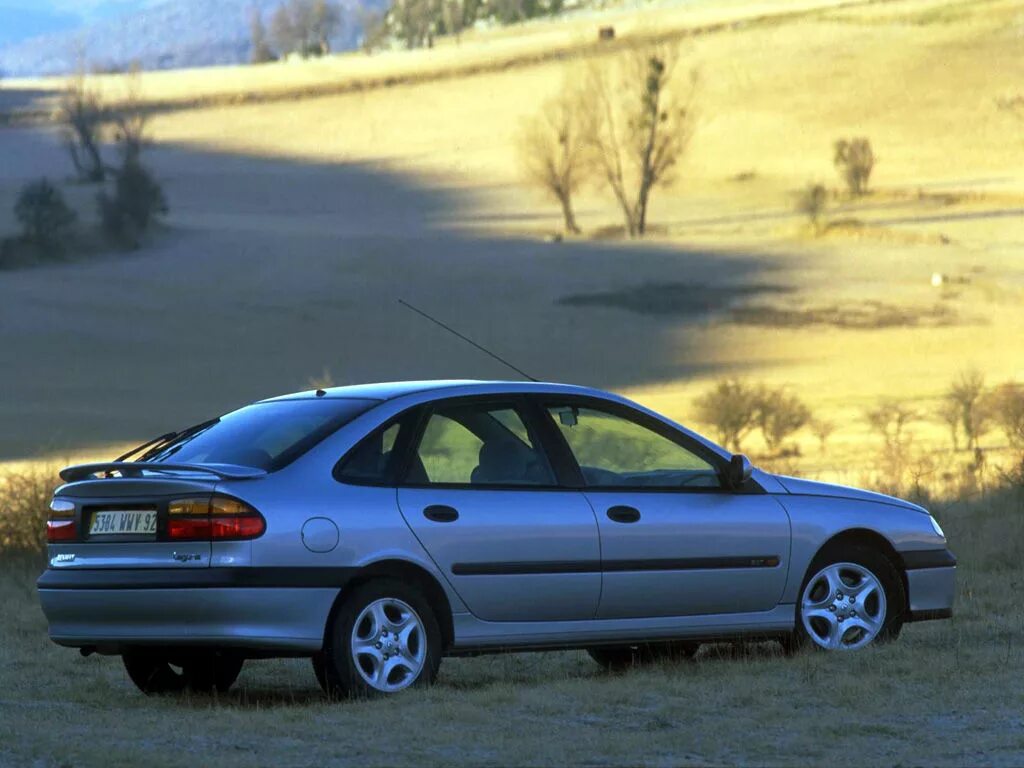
[167,495,265,541]
[47,499,76,543]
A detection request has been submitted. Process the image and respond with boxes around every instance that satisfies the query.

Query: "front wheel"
[792,545,904,652]
[321,579,442,698]
[122,650,244,695]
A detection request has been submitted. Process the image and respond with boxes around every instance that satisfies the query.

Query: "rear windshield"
[144,398,378,471]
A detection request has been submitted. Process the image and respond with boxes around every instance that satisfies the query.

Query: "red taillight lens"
[47,498,76,543]
[167,495,264,541]
[46,519,76,543]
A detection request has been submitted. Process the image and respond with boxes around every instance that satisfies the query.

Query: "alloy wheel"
[800,562,887,651]
[350,597,427,693]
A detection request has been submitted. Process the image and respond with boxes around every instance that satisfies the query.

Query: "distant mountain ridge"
[0,0,379,77]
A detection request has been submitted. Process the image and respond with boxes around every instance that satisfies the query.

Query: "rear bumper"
[38,569,343,653]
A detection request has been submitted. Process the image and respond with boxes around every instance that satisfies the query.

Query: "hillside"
[0,0,1023,477]
[0,0,380,76]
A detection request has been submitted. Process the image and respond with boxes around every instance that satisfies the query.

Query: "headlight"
[929,515,945,539]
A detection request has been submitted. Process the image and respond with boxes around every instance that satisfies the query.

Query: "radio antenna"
[398,299,539,382]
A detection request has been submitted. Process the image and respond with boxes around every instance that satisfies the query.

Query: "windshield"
[143,398,378,471]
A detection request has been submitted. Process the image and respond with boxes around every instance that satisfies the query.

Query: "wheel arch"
[806,527,909,611]
[326,558,455,651]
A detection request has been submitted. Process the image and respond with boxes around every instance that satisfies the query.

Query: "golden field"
[1,0,1023,478]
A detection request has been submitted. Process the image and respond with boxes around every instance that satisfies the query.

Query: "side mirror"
[726,454,753,490]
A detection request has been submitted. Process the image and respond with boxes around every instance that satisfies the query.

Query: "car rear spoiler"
[59,462,268,482]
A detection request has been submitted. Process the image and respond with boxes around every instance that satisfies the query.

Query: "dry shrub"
[0,467,60,557]
[989,381,1024,450]
[833,137,875,197]
[795,183,827,234]
[756,386,810,454]
[14,178,76,254]
[693,379,759,452]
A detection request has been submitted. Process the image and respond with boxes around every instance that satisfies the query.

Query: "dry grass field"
[1,0,1024,764]
[1,481,1022,767]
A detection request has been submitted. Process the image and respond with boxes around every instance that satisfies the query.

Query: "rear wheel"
[790,544,904,652]
[122,650,244,695]
[587,641,700,671]
[321,579,442,698]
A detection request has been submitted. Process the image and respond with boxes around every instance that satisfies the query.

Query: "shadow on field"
[0,127,787,460]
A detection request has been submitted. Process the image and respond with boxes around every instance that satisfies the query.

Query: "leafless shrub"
[833,137,875,197]
[57,71,106,183]
[796,182,827,234]
[0,467,60,556]
[517,81,591,235]
[866,399,917,452]
[583,44,697,237]
[810,418,835,453]
[250,7,277,64]
[272,0,342,58]
[936,396,961,452]
[945,369,991,452]
[693,379,759,452]
[865,398,918,494]
[990,381,1024,451]
[110,68,149,166]
[755,386,811,454]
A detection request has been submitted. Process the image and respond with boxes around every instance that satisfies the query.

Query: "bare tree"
[110,66,149,166]
[833,137,875,197]
[865,399,917,452]
[755,386,811,454]
[936,397,961,452]
[270,4,297,55]
[310,0,343,54]
[57,71,106,183]
[796,182,827,234]
[990,381,1024,451]
[250,7,276,63]
[583,44,697,237]
[517,82,590,235]
[946,369,990,451]
[693,379,759,452]
[810,418,835,453]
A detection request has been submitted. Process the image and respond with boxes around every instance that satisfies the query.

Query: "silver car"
[38,380,955,697]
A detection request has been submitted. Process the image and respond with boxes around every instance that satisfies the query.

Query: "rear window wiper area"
[59,462,267,483]
[113,419,220,463]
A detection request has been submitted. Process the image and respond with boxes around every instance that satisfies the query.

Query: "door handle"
[606,505,641,523]
[423,505,459,523]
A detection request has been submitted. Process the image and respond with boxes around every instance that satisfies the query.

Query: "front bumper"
[37,568,342,653]
[903,549,956,623]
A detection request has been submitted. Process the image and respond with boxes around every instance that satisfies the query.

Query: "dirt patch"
[730,300,961,329]
[558,281,792,318]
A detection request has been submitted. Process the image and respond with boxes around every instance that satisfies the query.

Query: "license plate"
[89,510,157,536]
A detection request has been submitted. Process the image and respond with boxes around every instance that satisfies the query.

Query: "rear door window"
[409,403,556,487]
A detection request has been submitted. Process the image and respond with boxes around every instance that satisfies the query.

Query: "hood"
[773,476,928,514]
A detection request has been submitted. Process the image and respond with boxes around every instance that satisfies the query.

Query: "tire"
[122,650,244,695]
[790,544,905,653]
[321,578,443,698]
[312,652,328,693]
[587,641,700,671]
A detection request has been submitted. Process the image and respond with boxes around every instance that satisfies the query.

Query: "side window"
[409,403,556,487]
[547,404,720,489]
[336,416,410,484]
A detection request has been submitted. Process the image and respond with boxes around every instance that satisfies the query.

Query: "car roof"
[259,379,620,403]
